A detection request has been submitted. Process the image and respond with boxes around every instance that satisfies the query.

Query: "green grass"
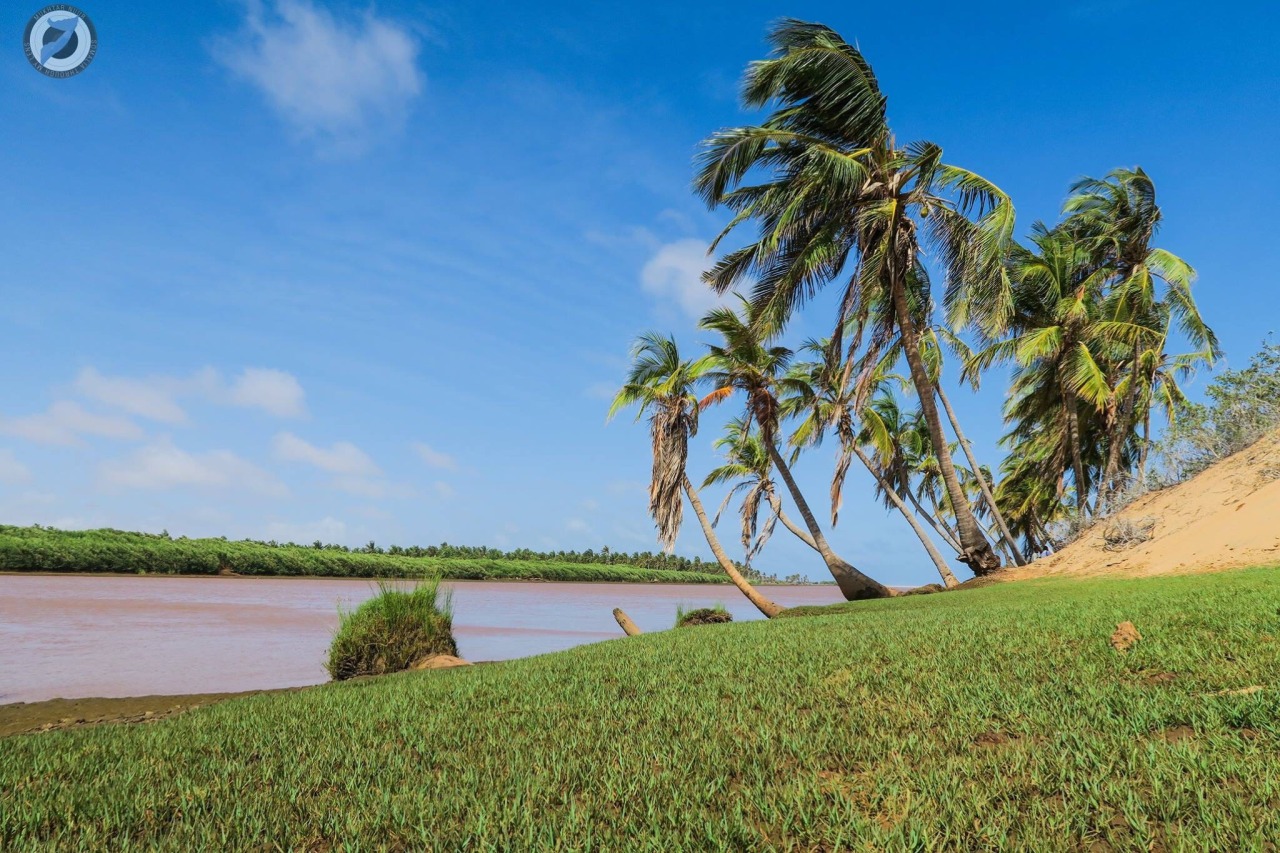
[327,579,456,680]
[3,568,1279,849]
[0,525,729,584]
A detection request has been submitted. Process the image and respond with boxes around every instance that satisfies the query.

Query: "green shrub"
[326,579,456,681]
[674,605,733,628]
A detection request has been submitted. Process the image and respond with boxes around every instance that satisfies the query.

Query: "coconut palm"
[699,301,891,600]
[784,342,959,587]
[694,20,1014,574]
[609,333,782,617]
[1062,169,1220,509]
[703,418,782,565]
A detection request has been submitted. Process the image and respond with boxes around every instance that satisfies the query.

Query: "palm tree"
[702,418,783,565]
[968,224,1134,518]
[608,333,782,617]
[694,20,1014,574]
[784,343,959,588]
[1062,168,1220,509]
[699,301,891,600]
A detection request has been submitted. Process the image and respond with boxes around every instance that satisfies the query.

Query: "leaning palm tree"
[608,333,782,617]
[784,342,959,588]
[699,301,891,600]
[695,20,1014,574]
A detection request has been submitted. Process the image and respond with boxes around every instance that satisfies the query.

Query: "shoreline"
[0,570,831,587]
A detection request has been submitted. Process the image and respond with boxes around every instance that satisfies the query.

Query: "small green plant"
[326,578,456,680]
[674,604,733,628]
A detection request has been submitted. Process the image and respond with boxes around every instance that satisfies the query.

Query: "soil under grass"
[3,567,1278,849]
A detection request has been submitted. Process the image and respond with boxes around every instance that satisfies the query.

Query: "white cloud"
[99,439,287,496]
[213,0,424,146]
[0,401,144,447]
[273,432,380,476]
[640,238,730,320]
[566,517,591,534]
[433,480,455,499]
[226,368,307,418]
[75,367,188,424]
[0,450,31,485]
[412,442,456,470]
[264,516,348,545]
[70,366,306,422]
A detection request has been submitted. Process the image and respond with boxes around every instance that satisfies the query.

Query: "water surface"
[0,575,840,703]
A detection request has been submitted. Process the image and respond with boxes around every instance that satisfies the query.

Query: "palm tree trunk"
[851,445,958,588]
[1100,344,1142,513]
[682,475,782,617]
[767,492,818,551]
[888,275,1001,574]
[935,384,1026,566]
[1137,396,1154,486]
[1063,385,1089,518]
[764,443,891,600]
[905,487,962,554]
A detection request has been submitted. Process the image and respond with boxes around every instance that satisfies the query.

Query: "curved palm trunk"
[1063,384,1089,517]
[888,275,1001,574]
[767,492,819,551]
[906,487,962,554]
[936,385,1026,566]
[1137,400,1153,486]
[851,445,958,588]
[764,443,891,600]
[682,475,782,618]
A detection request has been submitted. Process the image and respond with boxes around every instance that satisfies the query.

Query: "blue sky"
[1,0,1276,586]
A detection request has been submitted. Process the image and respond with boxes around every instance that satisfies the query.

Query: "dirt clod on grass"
[1111,621,1142,653]
[410,654,472,670]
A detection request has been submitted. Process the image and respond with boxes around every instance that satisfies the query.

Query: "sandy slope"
[1001,429,1280,580]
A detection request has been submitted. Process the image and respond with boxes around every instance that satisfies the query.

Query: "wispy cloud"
[213,0,424,149]
[272,431,380,476]
[640,238,729,320]
[264,516,347,545]
[0,450,31,485]
[412,442,456,470]
[0,401,144,447]
[99,439,287,496]
[73,366,306,421]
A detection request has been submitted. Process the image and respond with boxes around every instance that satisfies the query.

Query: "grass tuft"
[326,578,456,680]
[675,604,733,628]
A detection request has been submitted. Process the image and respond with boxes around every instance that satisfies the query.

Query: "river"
[0,575,841,703]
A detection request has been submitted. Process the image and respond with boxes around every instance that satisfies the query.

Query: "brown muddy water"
[0,575,841,704]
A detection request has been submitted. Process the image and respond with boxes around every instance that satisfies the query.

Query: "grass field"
[3,568,1278,850]
[0,525,729,585]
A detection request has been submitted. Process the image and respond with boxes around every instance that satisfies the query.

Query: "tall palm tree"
[694,20,1014,574]
[968,224,1138,518]
[1062,168,1220,509]
[608,333,782,617]
[700,302,891,600]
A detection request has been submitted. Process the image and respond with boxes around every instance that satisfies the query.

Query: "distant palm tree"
[699,301,891,600]
[609,333,782,617]
[695,20,1014,574]
[703,417,810,563]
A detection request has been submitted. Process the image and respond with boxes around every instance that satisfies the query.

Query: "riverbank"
[3,567,1277,848]
[0,524,740,584]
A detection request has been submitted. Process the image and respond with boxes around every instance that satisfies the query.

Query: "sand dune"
[1002,429,1280,580]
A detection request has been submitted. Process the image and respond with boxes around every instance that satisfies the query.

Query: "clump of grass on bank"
[675,604,732,627]
[4,567,1279,849]
[326,579,455,680]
